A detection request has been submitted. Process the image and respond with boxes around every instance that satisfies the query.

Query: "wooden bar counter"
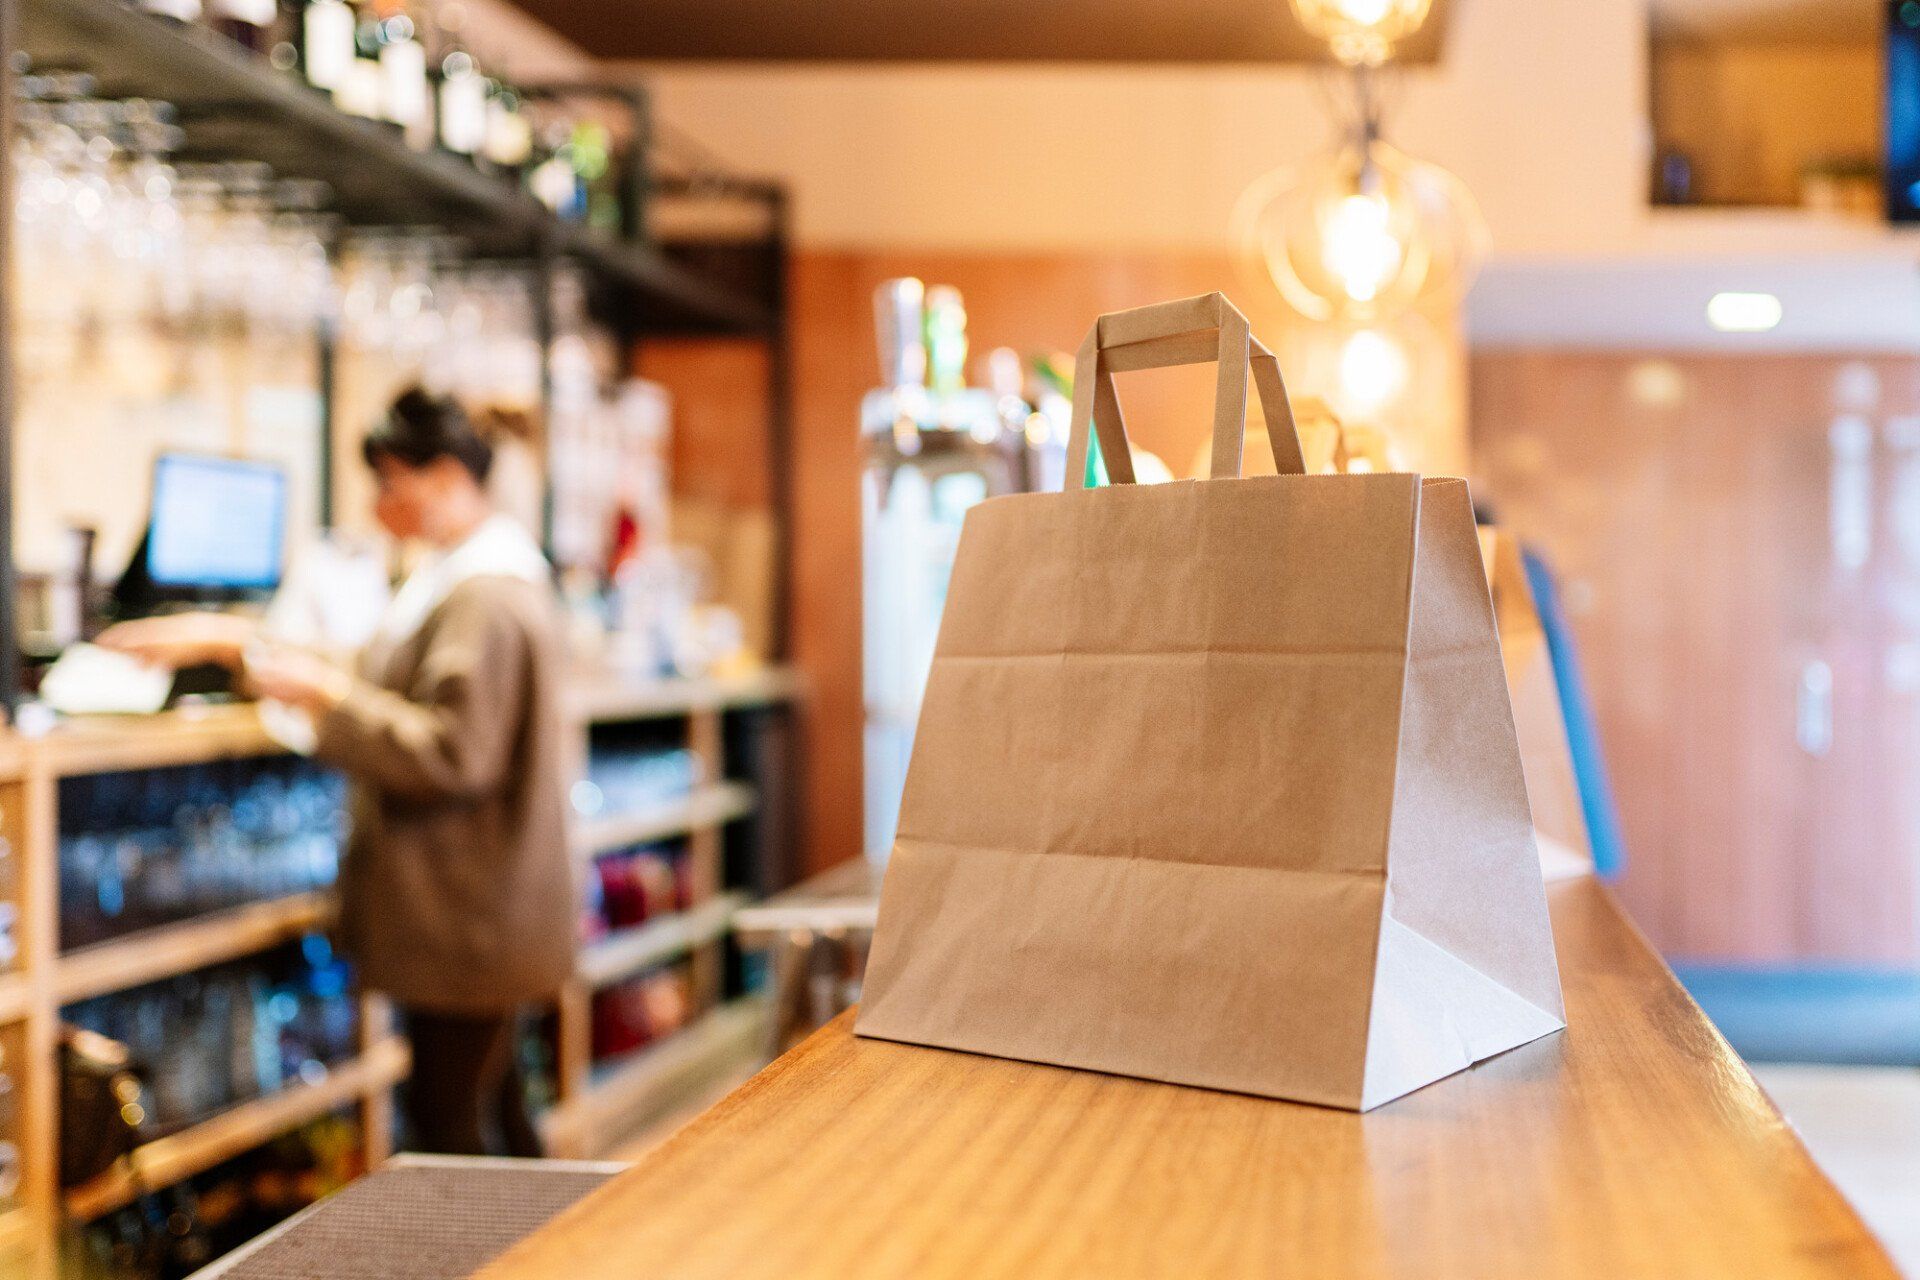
[484,877,1897,1279]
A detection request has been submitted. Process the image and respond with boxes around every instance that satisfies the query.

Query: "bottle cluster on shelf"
[70,1112,364,1279]
[583,843,693,943]
[571,745,702,822]
[589,956,696,1062]
[61,936,357,1140]
[57,758,347,951]
[126,0,635,232]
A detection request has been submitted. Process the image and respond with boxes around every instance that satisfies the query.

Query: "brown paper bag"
[1480,528,1595,882]
[856,293,1565,1111]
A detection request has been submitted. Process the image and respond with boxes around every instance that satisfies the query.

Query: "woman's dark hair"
[362,387,494,483]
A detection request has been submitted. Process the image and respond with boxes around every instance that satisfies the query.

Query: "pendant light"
[1234,69,1485,324]
[1286,0,1435,67]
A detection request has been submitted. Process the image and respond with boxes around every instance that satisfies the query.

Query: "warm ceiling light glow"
[1706,292,1783,333]
[1336,329,1411,418]
[1321,193,1406,304]
[1235,138,1485,323]
[1288,0,1435,65]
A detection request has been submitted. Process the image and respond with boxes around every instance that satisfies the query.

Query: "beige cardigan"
[316,574,576,1013]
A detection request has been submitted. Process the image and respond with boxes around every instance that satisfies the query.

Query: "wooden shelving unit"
[548,681,791,1158]
[542,996,767,1159]
[566,668,803,724]
[0,721,404,1280]
[0,973,29,1024]
[573,783,758,860]
[577,892,749,990]
[0,663,800,1273]
[54,892,334,1005]
[63,1035,411,1222]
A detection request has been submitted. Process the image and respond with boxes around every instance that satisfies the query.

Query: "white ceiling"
[1650,0,1877,44]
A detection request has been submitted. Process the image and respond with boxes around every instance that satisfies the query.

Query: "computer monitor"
[145,453,288,596]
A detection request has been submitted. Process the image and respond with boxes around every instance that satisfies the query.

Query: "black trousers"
[400,1006,543,1158]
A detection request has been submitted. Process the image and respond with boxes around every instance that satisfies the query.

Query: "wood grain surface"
[484,879,1896,1279]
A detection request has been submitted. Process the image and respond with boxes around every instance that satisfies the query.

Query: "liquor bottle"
[924,285,969,395]
[373,0,432,148]
[433,3,487,156]
[334,0,386,118]
[205,0,277,51]
[483,81,533,170]
[301,0,358,93]
[528,122,583,219]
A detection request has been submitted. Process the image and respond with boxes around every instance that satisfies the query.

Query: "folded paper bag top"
[854,292,1566,1111]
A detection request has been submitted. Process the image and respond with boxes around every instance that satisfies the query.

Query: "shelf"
[542,996,766,1158]
[65,1035,410,1221]
[56,891,332,1005]
[566,667,802,725]
[731,857,881,945]
[577,891,748,989]
[0,972,30,1023]
[35,704,285,777]
[573,782,756,858]
[20,0,770,333]
[0,1207,31,1259]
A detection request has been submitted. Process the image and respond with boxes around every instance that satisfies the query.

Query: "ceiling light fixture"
[1287,0,1434,66]
[1706,292,1783,333]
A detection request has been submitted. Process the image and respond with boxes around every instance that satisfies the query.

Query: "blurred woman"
[103,389,575,1156]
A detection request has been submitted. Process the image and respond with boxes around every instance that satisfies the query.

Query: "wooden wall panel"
[1472,350,1920,965]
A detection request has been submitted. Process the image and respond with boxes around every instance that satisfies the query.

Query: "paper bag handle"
[1064,292,1305,489]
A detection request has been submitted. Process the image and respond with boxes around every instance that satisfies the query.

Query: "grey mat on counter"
[195,1155,624,1279]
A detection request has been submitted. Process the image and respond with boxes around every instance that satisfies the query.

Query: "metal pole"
[0,0,24,717]
[765,189,794,662]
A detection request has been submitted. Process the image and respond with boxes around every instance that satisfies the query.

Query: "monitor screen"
[1889,1,1920,220]
[147,453,288,592]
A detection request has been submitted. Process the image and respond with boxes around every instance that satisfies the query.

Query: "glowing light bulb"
[1336,329,1411,418]
[1335,0,1392,24]
[1288,0,1434,65]
[1235,137,1486,324]
[1320,193,1405,304]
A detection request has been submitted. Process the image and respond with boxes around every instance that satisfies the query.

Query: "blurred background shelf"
[572,781,757,858]
[542,996,766,1159]
[63,1035,411,1222]
[566,667,802,724]
[54,891,334,1004]
[577,891,748,989]
[0,974,29,1024]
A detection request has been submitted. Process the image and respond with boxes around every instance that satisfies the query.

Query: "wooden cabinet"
[1472,350,1920,965]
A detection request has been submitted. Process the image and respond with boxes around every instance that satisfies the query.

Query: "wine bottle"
[301,0,357,92]
[434,4,487,155]
[483,81,533,169]
[374,0,432,148]
[329,0,387,118]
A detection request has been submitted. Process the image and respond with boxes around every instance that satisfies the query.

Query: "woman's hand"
[242,643,354,717]
[95,613,258,672]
